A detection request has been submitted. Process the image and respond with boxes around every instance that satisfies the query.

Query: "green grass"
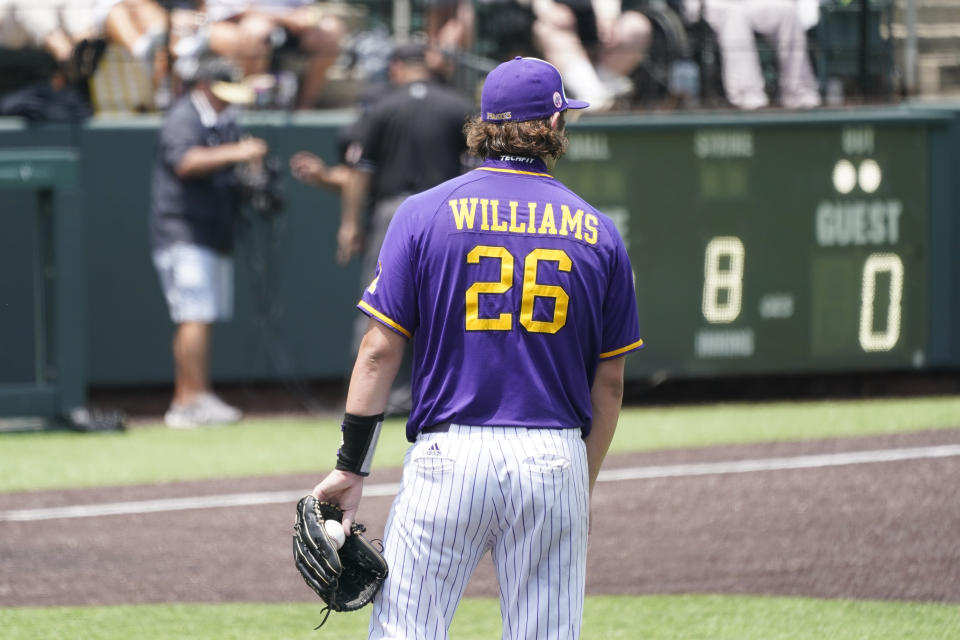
[1,395,959,493]
[608,394,960,451]
[2,596,958,639]
[3,396,959,636]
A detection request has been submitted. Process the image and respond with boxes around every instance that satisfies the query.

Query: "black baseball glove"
[293,495,389,626]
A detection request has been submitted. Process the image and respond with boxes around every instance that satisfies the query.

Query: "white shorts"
[93,0,125,29]
[153,242,234,324]
[0,1,100,45]
[204,0,250,22]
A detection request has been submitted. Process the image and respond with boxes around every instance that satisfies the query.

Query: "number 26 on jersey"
[465,245,571,334]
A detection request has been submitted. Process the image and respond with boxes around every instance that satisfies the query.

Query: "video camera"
[235,154,286,217]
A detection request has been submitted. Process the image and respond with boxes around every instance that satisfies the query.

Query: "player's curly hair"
[464,113,568,161]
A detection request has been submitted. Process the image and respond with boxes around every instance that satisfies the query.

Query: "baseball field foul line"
[2,444,959,522]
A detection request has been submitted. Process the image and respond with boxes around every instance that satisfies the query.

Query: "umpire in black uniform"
[336,41,476,413]
[150,57,267,429]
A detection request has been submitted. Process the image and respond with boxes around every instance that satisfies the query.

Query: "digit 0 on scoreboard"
[554,109,960,378]
[859,253,904,353]
[700,238,911,356]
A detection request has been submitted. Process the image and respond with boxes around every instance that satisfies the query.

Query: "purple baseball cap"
[481,56,589,123]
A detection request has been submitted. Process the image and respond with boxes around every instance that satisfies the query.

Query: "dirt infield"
[2,428,959,607]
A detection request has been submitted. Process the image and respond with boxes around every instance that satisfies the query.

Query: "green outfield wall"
[1,106,958,392]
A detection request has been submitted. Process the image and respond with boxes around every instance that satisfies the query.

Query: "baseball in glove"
[293,495,389,627]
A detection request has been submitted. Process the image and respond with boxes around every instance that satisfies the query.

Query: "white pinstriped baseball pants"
[368,425,590,640]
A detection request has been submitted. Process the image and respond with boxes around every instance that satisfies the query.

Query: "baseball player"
[310,56,642,639]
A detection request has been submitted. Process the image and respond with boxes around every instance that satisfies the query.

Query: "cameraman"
[150,57,267,428]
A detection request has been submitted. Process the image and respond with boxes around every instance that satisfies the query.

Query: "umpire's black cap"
[389,41,427,63]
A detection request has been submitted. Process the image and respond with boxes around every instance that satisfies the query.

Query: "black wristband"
[335,412,384,476]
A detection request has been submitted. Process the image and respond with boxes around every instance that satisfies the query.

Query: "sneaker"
[782,90,822,110]
[597,67,635,99]
[195,392,243,420]
[173,29,210,59]
[132,29,168,64]
[164,393,242,429]
[730,91,769,111]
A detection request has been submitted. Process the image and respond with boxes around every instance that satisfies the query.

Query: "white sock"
[132,34,153,61]
[173,29,209,59]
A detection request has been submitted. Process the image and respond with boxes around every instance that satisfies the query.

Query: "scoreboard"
[555,110,960,379]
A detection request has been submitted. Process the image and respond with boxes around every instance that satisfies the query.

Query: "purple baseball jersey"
[358,156,643,441]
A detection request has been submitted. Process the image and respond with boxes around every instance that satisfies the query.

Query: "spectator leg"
[172,321,211,406]
[702,0,768,109]
[424,1,475,78]
[597,10,651,76]
[168,7,199,56]
[104,4,143,53]
[746,0,821,108]
[444,2,476,51]
[43,29,75,65]
[533,2,612,110]
[208,12,272,77]
[105,2,165,56]
[128,0,170,47]
[19,7,72,63]
[134,1,171,85]
[289,13,345,110]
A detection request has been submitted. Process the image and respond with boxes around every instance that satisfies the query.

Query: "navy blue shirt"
[150,91,242,254]
[356,80,475,202]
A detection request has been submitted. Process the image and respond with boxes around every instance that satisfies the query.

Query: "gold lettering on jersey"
[527,202,540,233]
[509,201,527,233]
[449,195,599,245]
[584,213,599,244]
[480,198,490,230]
[538,203,557,235]
[449,198,478,230]
[559,205,583,240]
[490,199,508,231]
